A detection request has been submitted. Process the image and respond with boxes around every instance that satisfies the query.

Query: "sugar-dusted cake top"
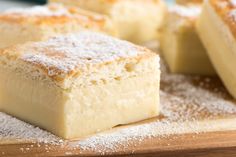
[0,4,108,25]
[169,4,201,18]
[1,32,157,87]
[209,0,236,39]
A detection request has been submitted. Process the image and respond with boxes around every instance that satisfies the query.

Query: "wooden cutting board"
[0,59,236,157]
[1,130,236,157]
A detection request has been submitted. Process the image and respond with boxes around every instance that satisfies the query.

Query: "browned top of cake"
[210,0,236,39]
[63,0,161,5]
[177,0,203,5]
[191,0,203,3]
[106,0,161,4]
[0,4,108,27]
[0,32,157,86]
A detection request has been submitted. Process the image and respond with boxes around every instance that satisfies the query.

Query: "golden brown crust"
[209,0,236,40]
[0,4,108,27]
[0,32,157,83]
[51,0,161,4]
[176,0,203,5]
[49,0,162,14]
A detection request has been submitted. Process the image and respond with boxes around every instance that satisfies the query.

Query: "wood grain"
[0,130,236,157]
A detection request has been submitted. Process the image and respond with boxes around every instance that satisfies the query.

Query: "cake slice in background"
[197,0,236,98]
[160,4,215,75]
[0,4,116,49]
[49,0,167,44]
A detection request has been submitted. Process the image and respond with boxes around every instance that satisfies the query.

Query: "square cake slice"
[197,0,236,98]
[0,32,160,139]
[49,0,167,44]
[0,4,116,49]
[160,4,215,75]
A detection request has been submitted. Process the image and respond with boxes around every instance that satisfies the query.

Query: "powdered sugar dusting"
[160,60,236,120]
[0,58,236,155]
[3,5,70,17]
[21,32,147,80]
[169,4,201,18]
[0,112,61,144]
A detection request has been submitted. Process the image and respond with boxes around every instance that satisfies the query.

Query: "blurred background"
[0,0,42,11]
[0,0,43,11]
[0,0,174,11]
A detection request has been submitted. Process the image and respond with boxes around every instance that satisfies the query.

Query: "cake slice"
[0,4,115,49]
[197,0,236,98]
[49,0,167,44]
[0,32,160,139]
[160,4,215,75]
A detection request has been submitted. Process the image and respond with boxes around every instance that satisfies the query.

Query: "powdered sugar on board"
[0,58,236,154]
[0,112,61,144]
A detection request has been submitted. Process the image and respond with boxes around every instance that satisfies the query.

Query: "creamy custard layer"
[65,72,160,139]
[0,66,67,137]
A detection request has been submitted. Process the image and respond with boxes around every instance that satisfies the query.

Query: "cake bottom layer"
[0,68,160,139]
